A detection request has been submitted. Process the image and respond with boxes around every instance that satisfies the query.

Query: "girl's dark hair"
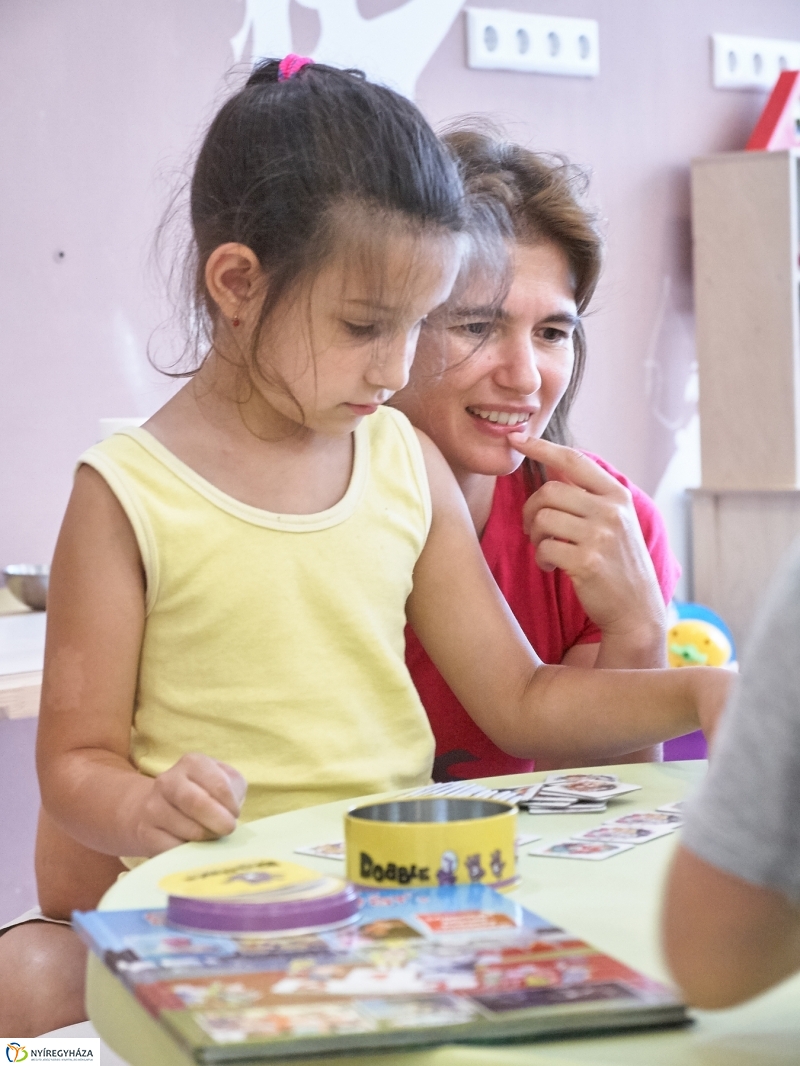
[442,127,604,445]
[181,59,465,381]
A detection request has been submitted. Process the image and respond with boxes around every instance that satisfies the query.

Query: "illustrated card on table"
[515,833,542,847]
[570,824,674,846]
[611,811,683,829]
[294,842,345,861]
[529,839,634,861]
[543,774,642,801]
[525,801,608,815]
[657,801,684,814]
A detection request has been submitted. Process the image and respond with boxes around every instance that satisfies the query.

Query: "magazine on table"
[76,884,687,1062]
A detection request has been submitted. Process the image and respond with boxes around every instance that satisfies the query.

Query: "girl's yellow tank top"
[78,406,435,821]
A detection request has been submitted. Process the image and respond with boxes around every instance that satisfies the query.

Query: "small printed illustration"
[489,849,506,880]
[465,854,486,883]
[294,841,346,861]
[358,919,423,942]
[196,1002,375,1043]
[437,850,458,886]
[227,870,278,886]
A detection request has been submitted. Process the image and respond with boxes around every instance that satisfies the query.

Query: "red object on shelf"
[747,70,800,151]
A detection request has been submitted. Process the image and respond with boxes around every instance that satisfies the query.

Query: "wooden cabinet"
[690,150,800,648]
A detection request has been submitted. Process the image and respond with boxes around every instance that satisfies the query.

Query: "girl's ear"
[204,243,265,323]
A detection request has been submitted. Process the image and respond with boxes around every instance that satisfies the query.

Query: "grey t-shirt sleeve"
[681,539,800,904]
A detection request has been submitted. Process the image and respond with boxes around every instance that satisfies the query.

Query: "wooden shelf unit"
[691,149,800,648]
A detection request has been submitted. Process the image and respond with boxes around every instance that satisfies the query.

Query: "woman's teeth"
[468,408,530,426]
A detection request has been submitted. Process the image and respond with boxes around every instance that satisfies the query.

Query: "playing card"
[570,823,674,845]
[402,782,498,799]
[657,801,684,814]
[522,797,578,809]
[545,773,618,785]
[610,811,683,829]
[294,841,345,860]
[523,802,608,815]
[515,832,542,847]
[529,839,634,860]
[400,782,543,805]
[541,774,642,801]
[493,784,545,803]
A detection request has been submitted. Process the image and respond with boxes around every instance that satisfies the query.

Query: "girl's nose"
[494,334,541,395]
[366,335,415,393]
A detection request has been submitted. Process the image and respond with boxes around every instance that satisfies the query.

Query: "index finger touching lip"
[507,432,616,493]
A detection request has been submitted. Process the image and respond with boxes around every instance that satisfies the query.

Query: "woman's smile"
[394,241,577,482]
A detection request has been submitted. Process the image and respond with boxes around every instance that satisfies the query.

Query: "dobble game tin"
[345,797,518,892]
[159,858,360,936]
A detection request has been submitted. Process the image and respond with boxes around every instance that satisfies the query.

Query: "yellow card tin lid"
[345,797,518,892]
[158,857,324,900]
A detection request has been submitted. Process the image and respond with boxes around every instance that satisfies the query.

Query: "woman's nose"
[494,335,541,395]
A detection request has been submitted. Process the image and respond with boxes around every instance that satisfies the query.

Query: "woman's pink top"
[405,454,681,781]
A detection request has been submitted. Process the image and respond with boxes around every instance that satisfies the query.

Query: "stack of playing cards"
[399,780,545,805]
[530,802,684,861]
[519,773,642,815]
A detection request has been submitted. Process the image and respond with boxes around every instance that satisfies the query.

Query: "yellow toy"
[667,619,732,668]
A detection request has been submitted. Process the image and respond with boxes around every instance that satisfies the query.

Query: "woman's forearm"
[592,621,667,669]
[495,663,730,762]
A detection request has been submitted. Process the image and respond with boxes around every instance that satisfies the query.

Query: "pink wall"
[1,0,797,569]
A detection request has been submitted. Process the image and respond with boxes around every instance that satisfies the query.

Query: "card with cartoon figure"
[570,824,674,846]
[529,839,634,861]
[294,842,346,861]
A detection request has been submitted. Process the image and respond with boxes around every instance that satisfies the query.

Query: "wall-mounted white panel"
[712,33,800,91]
[466,8,599,78]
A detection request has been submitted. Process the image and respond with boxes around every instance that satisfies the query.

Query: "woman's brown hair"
[442,126,604,445]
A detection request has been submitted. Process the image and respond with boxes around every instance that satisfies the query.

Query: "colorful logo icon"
[6,1045,28,1063]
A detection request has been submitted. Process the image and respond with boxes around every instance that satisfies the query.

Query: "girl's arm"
[407,433,729,763]
[36,466,246,864]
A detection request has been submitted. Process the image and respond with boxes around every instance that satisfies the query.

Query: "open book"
[76,884,686,1062]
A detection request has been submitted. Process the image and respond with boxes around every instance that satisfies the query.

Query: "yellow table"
[88,762,800,1065]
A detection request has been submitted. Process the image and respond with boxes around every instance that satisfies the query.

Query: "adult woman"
[394,128,679,780]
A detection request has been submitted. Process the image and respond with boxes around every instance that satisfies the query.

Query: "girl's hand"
[508,432,666,667]
[130,754,248,857]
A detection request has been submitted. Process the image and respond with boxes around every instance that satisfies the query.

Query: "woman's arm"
[36,465,246,867]
[407,432,729,763]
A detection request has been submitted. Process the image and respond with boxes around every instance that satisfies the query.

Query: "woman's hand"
[508,432,667,668]
[129,755,248,857]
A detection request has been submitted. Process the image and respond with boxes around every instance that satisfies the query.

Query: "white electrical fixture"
[466,8,599,77]
[712,33,800,90]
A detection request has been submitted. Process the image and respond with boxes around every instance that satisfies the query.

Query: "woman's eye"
[343,321,378,339]
[454,320,492,338]
[540,326,570,343]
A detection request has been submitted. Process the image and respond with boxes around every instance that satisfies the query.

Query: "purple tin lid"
[167,882,361,936]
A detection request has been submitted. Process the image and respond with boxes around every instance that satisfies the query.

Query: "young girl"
[0,58,728,1035]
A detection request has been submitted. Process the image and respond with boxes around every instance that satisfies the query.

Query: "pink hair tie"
[278,54,314,81]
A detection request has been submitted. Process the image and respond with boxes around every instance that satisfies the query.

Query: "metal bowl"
[3,564,49,611]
